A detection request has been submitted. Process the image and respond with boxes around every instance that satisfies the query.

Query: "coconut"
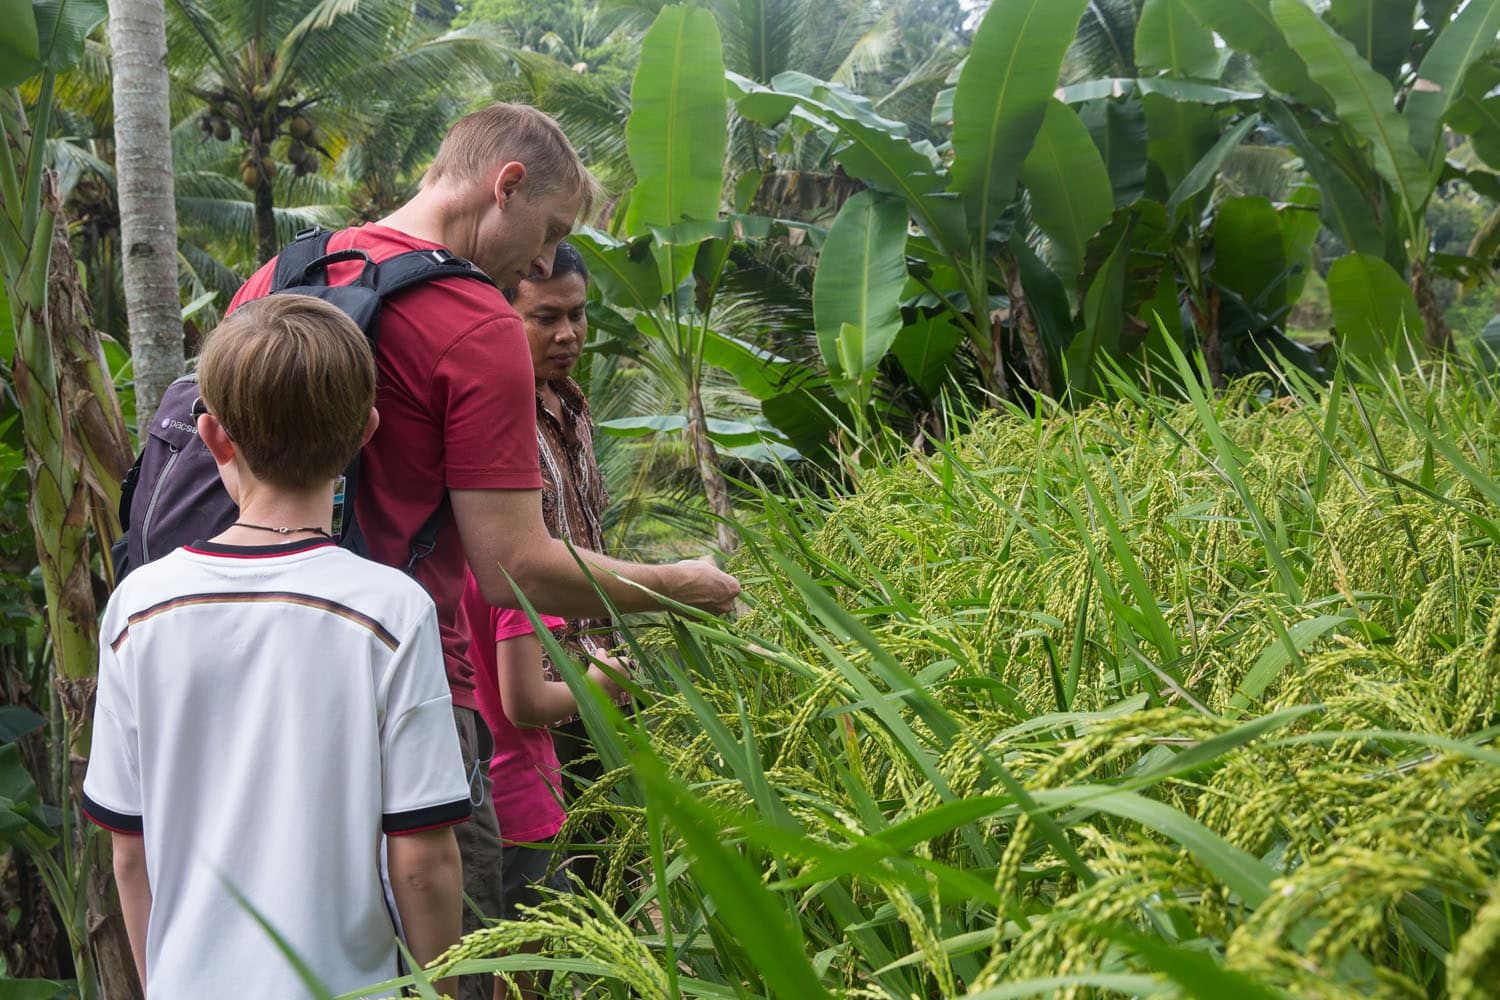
[288,115,312,140]
[212,118,231,142]
[240,165,261,189]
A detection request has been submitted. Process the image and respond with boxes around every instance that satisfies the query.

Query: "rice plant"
[355,361,1500,999]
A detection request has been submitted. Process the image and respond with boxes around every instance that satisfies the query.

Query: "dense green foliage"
[6,0,1500,995]
[424,363,1500,999]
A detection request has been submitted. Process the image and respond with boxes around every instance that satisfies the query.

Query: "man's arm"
[387,828,463,995]
[452,488,739,617]
[112,833,151,988]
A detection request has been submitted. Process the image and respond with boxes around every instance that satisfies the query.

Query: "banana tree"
[577,5,810,554]
[1192,0,1500,355]
[732,0,1304,404]
[731,0,1500,405]
[727,0,1074,402]
[1,0,140,995]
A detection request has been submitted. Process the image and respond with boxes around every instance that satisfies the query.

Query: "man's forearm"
[453,488,738,617]
[508,539,673,617]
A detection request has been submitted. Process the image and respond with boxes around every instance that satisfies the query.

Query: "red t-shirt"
[228,225,543,710]
[459,570,567,843]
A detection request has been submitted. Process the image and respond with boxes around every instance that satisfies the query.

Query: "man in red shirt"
[228,103,739,998]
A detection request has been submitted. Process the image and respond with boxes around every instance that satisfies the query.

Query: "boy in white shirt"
[83,294,471,997]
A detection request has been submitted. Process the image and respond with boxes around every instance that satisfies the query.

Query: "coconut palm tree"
[715,0,969,219]
[166,0,508,262]
[108,0,184,432]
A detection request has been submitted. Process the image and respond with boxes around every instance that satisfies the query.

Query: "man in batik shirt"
[503,240,626,885]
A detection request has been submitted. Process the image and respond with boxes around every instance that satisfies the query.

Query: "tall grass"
[360,362,1499,999]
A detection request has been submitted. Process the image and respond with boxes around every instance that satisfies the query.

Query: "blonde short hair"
[200,295,376,490]
[423,102,599,218]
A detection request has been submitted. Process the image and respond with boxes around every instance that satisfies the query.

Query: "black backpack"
[112,227,495,580]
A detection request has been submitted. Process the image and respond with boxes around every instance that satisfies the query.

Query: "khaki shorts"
[453,706,504,1000]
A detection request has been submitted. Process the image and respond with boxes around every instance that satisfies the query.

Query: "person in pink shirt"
[457,573,624,996]
[459,578,625,888]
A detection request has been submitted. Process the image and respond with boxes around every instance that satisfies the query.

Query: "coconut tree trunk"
[107,0,185,434]
[685,384,739,554]
[255,169,277,264]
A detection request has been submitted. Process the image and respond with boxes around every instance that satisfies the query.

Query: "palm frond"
[1062,0,1140,83]
[327,28,512,113]
[796,0,883,82]
[830,11,900,88]
[499,50,634,191]
[714,0,808,83]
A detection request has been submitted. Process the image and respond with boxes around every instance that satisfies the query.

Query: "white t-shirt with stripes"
[83,538,471,998]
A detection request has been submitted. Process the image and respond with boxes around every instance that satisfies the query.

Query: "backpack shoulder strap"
[271,228,335,291]
[405,493,451,575]
[372,248,495,302]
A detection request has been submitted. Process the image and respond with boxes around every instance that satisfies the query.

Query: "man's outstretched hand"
[666,558,741,615]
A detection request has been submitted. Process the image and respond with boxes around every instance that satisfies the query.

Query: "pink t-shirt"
[459,570,568,844]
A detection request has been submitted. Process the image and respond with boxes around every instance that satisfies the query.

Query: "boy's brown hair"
[422,102,600,219]
[198,295,376,490]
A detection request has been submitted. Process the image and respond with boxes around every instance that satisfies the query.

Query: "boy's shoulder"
[103,547,196,613]
[318,547,436,621]
[103,545,436,642]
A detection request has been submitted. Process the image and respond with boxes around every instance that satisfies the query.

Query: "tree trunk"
[1003,257,1053,398]
[107,0,185,434]
[5,170,140,1000]
[1410,257,1454,355]
[3,83,138,1000]
[46,181,143,1000]
[49,200,134,573]
[255,170,277,265]
[685,385,739,555]
[988,312,1011,404]
[1192,286,1225,390]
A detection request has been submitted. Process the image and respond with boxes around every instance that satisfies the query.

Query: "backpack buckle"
[431,249,471,267]
[404,535,438,574]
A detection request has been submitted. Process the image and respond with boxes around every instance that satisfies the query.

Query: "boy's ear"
[198,413,235,465]
[198,412,242,503]
[360,407,380,447]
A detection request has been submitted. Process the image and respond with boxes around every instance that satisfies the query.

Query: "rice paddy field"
[397,362,1500,1000]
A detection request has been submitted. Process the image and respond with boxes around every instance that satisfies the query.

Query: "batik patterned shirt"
[535,377,628,717]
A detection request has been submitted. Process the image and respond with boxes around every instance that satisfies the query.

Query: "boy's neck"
[211,480,336,548]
